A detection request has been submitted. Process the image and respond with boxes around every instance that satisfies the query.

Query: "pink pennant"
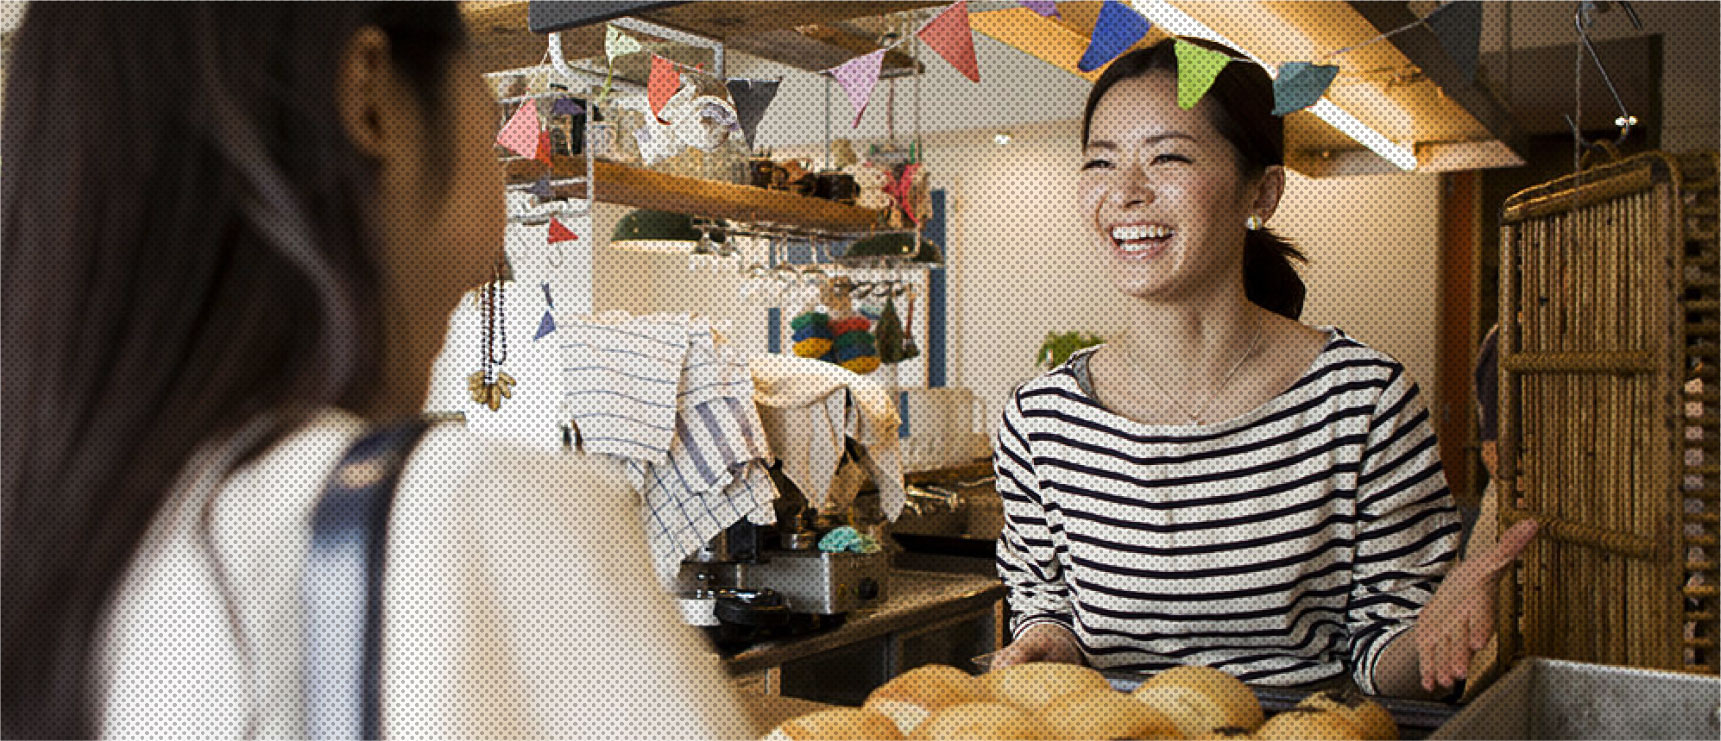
[496,99,541,158]
[547,217,578,243]
[648,55,679,124]
[829,50,886,127]
[918,1,979,83]
[534,130,554,165]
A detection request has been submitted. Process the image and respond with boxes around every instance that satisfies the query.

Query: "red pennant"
[547,217,578,243]
[534,130,554,165]
[648,55,680,123]
[917,1,980,83]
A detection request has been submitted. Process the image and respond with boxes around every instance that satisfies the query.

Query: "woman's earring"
[1245,214,1264,231]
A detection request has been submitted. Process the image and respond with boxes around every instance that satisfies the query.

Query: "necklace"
[1143,314,1265,425]
[468,260,516,411]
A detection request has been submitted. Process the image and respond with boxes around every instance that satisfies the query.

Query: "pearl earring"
[1245,215,1264,231]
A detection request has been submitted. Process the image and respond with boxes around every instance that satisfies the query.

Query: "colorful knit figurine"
[790,310,833,359]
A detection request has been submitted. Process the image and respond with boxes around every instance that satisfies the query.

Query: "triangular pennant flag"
[648,55,679,123]
[1174,39,1231,110]
[496,98,540,158]
[527,176,554,199]
[1021,1,1059,18]
[534,130,554,165]
[829,50,886,127]
[1078,0,1151,72]
[550,96,583,117]
[725,78,781,148]
[1427,0,1482,83]
[547,217,578,243]
[917,1,980,83]
[605,24,643,62]
[534,310,558,340]
[1271,62,1340,115]
[541,282,555,309]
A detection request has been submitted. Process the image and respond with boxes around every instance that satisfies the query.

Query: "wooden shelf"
[507,156,886,234]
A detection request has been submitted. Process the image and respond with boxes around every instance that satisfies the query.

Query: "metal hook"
[1566,1,1644,150]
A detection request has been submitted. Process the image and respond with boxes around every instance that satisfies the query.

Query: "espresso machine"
[677,464,891,646]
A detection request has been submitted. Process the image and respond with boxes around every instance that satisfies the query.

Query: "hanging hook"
[1566,0,1644,150]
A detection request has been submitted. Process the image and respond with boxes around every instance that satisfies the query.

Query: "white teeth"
[1110,225,1172,243]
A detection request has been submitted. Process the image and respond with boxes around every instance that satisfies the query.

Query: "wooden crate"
[1496,150,1719,674]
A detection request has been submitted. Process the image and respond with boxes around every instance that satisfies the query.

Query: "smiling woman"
[987,37,1538,701]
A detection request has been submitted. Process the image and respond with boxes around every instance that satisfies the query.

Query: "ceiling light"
[1129,0,1418,171]
[994,132,1013,145]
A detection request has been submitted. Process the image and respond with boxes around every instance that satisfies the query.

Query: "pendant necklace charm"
[470,261,514,411]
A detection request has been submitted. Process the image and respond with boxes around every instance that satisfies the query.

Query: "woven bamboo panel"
[1496,150,1719,674]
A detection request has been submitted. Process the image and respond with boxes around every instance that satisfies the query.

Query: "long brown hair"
[1082,38,1309,320]
[2,4,465,737]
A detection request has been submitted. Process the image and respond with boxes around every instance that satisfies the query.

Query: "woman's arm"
[991,392,1082,668]
[1344,369,1464,697]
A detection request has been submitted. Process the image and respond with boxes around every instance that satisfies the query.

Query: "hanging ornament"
[828,49,886,127]
[1271,62,1341,116]
[534,282,558,341]
[1077,0,1151,72]
[917,1,980,83]
[496,98,542,159]
[1174,39,1232,110]
[467,262,515,411]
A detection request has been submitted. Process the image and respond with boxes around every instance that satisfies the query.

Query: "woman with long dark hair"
[3,5,748,737]
[988,39,1536,698]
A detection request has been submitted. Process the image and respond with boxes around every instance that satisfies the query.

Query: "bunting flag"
[648,55,679,123]
[605,24,643,62]
[495,98,541,158]
[1427,0,1482,83]
[1174,39,1231,110]
[534,130,554,165]
[1021,1,1059,18]
[547,216,579,243]
[534,310,558,340]
[829,49,886,127]
[726,78,781,148]
[1078,0,1151,72]
[918,1,980,83]
[527,176,554,199]
[1271,62,1340,115]
[550,96,583,117]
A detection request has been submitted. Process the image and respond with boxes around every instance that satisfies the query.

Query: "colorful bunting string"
[647,54,679,123]
[1271,62,1341,116]
[829,50,886,127]
[726,78,782,148]
[1427,0,1482,83]
[496,98,541,158]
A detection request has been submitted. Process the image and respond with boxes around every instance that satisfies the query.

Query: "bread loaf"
[863,665,988,734]
[982,662,1112,712]
[1040,688,1182,740]
[1295,691,1397,740]
[908,702,1043,740]
[766,707,904,741]
[1130,666,1265,737]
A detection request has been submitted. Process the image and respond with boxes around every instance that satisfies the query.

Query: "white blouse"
[98,409,753,739]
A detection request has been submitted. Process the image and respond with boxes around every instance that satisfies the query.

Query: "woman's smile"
[1107,221,1179,260]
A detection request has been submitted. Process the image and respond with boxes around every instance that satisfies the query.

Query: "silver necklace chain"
[1145,315,1265,425]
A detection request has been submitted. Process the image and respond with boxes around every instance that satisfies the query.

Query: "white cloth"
[98,410,753,739]
[749,354,905,520]
[561,313,690,463]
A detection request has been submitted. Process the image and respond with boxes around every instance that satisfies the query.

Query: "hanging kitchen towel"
[634,449,779,586]
[561,313,689,463]
[749,354,904,519]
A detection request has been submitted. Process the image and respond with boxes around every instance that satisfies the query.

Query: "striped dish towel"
[561,315,688,463]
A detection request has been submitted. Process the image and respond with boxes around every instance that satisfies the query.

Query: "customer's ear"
[335,26,395,158]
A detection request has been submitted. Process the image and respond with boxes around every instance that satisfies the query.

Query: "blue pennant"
[1078,0,1151,73]
[534,310,557,340]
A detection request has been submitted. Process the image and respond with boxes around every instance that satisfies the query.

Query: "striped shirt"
[994,329,1460,693]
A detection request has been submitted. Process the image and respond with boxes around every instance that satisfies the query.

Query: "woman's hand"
[1413,519,1539,692]
[991,622,1084,671]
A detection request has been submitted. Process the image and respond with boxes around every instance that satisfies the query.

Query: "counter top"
[722,568,1005,675]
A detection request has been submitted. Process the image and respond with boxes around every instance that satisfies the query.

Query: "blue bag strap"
[303,418,434,740]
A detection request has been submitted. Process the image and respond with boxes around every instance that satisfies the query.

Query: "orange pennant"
[534,130,554,165]
[648,55,679,124]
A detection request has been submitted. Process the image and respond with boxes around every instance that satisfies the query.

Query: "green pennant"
[1175,39,1232,110]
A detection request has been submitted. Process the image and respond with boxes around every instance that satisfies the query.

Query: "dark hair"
[1,4,466,737]
[1081,38,1307,320]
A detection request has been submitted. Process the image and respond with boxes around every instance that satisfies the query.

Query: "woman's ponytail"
[1243,228,1307,320]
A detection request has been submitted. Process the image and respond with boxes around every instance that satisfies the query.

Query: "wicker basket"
[1496,150,1719,675]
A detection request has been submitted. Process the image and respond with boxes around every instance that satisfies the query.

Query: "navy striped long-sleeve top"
[994,329,1461,693]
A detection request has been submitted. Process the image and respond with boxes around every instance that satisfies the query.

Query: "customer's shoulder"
[1308,327,1410,382]
[409,422,632,498]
